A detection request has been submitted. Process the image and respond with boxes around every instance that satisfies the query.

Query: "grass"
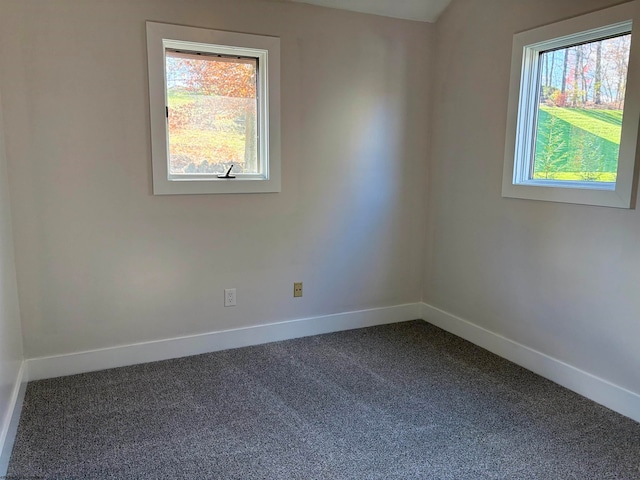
[534,106,622,182]
[168,123,249,173]
[167,91,252,173]
[532,171,618,182]
[167,90,196,107]
[539,106,622,143]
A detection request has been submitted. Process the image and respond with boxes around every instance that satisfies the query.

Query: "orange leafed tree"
[169,53,256,98]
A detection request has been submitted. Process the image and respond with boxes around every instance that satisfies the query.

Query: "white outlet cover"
[224,288,237,307]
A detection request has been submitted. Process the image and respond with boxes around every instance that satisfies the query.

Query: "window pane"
[165,50,258,175]
[533,34,631,182]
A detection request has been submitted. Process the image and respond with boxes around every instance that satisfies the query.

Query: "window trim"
[502,2,640,208]
[146,22,281,195]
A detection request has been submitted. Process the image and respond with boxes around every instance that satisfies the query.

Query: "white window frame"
[146,22,281,195]
[502,2,640,208]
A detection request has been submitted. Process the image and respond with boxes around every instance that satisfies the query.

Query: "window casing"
[146,22,281,194]
[502,2,640,208]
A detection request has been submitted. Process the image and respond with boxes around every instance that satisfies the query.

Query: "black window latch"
[218,165,236,179]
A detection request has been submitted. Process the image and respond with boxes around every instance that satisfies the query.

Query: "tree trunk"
[617,37,631,109]
[579,45,587,104]
[544,54,550,89]
[561,49,568,94]
[573,47,581,106]
[244,106,257,173]
[549,51,556,90]
[595,41,602,105]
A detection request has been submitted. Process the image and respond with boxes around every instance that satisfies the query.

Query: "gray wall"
[0,88,24,459]
[0,0,432,358]
[425,0,640,394]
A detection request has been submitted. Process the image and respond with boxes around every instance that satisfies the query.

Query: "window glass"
[533,34,631,183]
[165,50,259,177]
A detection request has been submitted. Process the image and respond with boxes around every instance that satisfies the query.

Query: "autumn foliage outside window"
[166,50,259,176]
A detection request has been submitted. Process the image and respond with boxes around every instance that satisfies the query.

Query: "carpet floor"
[7,321,640,479]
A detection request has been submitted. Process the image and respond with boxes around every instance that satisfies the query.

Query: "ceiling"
[289,0,452,22]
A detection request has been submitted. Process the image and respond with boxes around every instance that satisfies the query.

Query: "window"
[502,2,640,208]
[146,22,281,194]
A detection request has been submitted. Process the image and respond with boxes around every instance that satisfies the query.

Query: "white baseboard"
[19,300,638,458]
[26,303,422,381]
[420,302,640,424]
[0,362,27,477]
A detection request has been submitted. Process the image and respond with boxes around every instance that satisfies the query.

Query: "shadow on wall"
[298,34,419,309]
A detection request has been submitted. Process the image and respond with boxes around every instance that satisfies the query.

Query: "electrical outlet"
[294,282,303,298]
[224,288,237,307]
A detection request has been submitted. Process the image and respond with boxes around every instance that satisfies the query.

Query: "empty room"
[1,0,640,477]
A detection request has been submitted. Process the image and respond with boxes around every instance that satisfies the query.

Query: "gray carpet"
[8,321,640,479]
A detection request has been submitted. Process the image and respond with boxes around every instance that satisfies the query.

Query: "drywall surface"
[425,0,640,394]
[0,89,24,457]
[0,0,431,357]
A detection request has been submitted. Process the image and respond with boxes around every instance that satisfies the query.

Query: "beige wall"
[0,0,432,358]
[0,88,24,455]
[425,0,640,394]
